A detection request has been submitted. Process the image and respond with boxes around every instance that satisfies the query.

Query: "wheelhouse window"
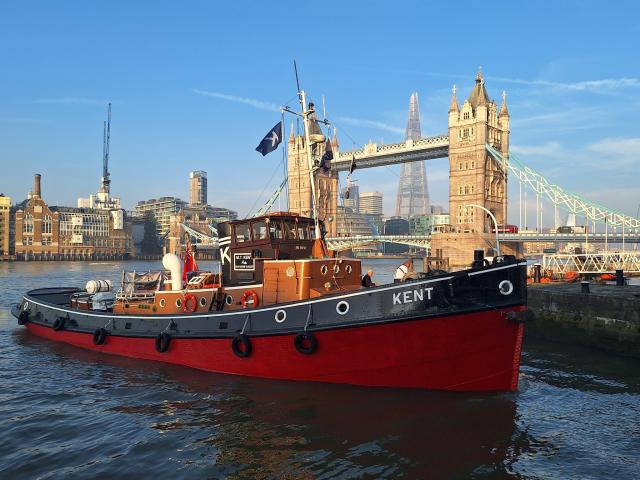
[234,223,251,243]
[269,219,284,240]
[283,219,298,240]
[297,220,311,240]
[251,220,268,241]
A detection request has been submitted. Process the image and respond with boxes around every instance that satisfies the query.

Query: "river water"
[0,260,639,479]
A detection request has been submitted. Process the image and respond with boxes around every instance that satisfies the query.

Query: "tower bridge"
[325,71,639,265]
[185,70,639,267]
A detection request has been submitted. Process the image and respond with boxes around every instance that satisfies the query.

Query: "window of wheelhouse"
[297,220,311,240]
[282,218,299,240]
[234,223,251,243]
[251,220,268,241]
[268,219,284,240]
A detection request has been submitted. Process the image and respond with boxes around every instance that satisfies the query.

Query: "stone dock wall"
[526,283,640,358]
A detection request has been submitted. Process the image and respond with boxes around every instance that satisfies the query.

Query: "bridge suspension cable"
[486,144,640,229]
[256,177,288,216]
[180,223,218,246]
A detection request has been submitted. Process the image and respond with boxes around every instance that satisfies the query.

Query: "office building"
[189,170,208,206]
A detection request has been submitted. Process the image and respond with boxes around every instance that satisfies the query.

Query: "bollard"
[581,281,590,294]
[533,263,542,283]
[615,269,624,286]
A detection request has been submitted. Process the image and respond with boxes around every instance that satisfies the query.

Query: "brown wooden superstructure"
[106,213,362,315]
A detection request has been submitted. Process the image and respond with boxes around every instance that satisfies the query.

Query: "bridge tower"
[447,70,510,233]
[432,70,519,267]
[287,128,339,236]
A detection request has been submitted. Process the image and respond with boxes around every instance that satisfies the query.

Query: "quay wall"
[526,283,640,358]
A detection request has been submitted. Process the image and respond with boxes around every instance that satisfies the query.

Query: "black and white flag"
[255,121,283,156]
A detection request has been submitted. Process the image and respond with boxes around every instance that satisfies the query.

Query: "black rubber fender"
[18,310,29,326]
[52,317,66,331]
[155,332,172,353]
[294,332,318,355]
[92,328,108,346]
[231,334,252,358]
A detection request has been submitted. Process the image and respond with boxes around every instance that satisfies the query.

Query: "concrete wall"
[526,284,640,358]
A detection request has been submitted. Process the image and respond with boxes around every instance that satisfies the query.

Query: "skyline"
[1,1,639,222]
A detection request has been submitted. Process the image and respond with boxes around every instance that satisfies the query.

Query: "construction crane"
[101,103,111,194]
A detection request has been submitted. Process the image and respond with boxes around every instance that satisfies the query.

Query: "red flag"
[183,242,198,283]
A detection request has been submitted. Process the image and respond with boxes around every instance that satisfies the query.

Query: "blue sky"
[1,0,639,222]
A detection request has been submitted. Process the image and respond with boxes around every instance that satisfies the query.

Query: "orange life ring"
[241,290,260,309]
[183,292,197,313]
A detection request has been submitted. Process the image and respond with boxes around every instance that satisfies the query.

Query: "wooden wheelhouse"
[217,213,362,307]
[217,213,316,286]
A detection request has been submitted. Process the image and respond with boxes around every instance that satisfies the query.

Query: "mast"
[299,90,322,240]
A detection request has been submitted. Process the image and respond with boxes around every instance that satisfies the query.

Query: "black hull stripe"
[23,273,465,320]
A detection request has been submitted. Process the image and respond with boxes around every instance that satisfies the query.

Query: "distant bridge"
[543,251,640,274]
[180,225,640,253]
[325,234,431,252]
[500,232,640,243]
[323,231,640,252]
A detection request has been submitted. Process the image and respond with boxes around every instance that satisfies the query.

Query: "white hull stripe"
[467,262,527,276]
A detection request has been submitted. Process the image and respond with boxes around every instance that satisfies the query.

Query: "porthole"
[345,265,353,274]
[499,280,514,296]
[159,299,166,308]
[333,264,340,274]
[275,310,287,323]
[320,265,328,275]
[286,266,295,277]
[175,298,182,308]
[336,300,350,315]
[225,295,234,305]
[199,297,207,307]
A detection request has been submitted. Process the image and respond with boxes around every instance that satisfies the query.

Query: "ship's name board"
[393,287,434,305]
[234,253,254,271]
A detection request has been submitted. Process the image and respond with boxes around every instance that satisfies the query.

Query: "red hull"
[25,307,524,392]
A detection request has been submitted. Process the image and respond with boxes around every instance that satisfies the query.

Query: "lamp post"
[465,204,501,256]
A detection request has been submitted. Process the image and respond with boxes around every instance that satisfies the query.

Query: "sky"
[1,0,639,224]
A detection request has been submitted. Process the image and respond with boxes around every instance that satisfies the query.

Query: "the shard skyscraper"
[395,92,429,218]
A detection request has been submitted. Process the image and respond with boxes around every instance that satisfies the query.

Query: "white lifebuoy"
[336,300,350,315]
[499,280,514,296]
[275,310,287,323]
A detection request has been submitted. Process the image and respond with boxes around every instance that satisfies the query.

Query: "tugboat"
[12,87,527,392]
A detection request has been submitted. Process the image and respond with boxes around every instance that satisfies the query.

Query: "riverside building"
[135,197,188,236]
[14,174,133,260]
[359,191,384,234]
[0,194,11,258]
